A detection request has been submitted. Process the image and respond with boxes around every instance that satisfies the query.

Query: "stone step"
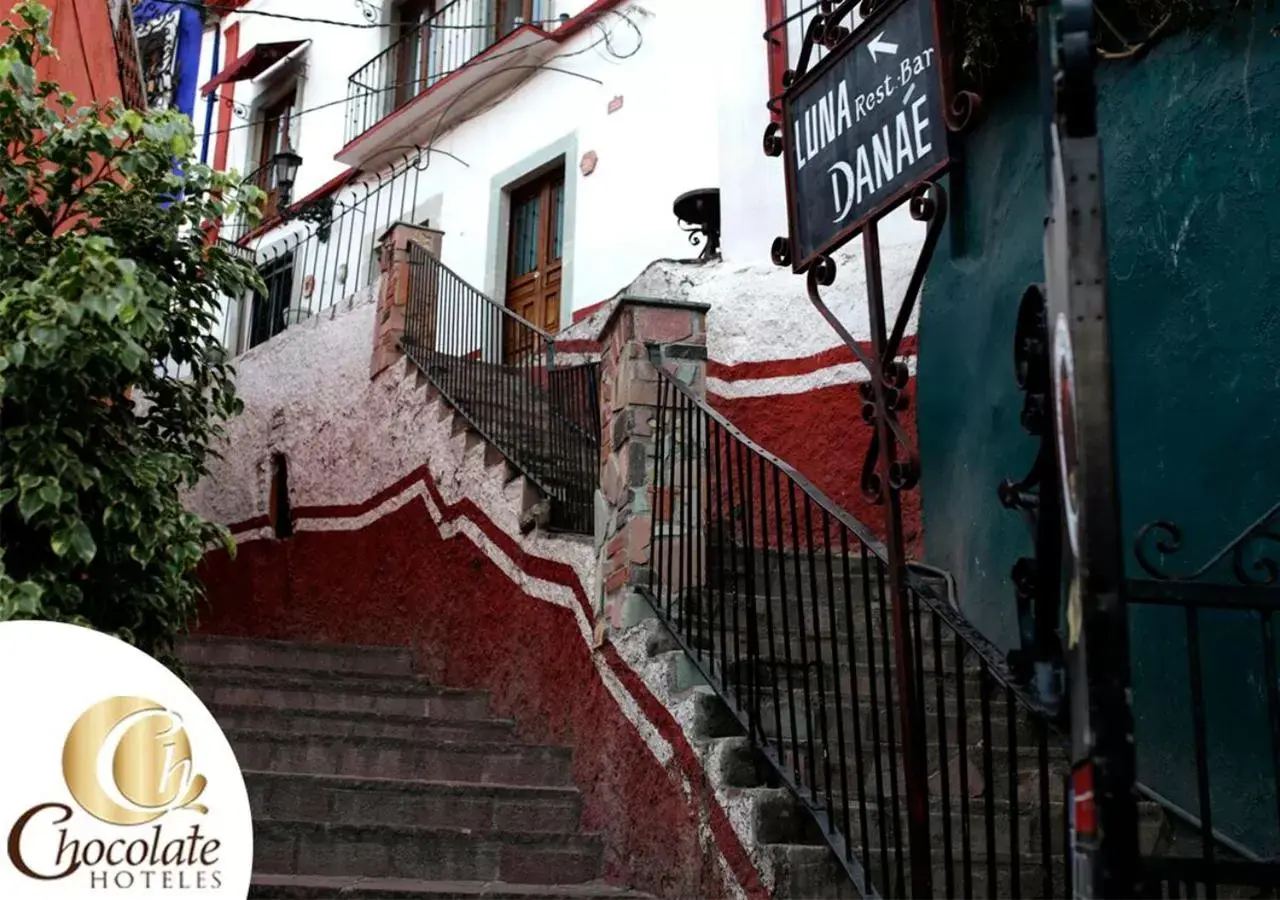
[249,875,651,899]
[672,594,907,646]
[178,636,414,677]
[763,842,1065,900]
[209,704,517,744]
[829,796,1068,862]
[857,847,1066,900]
[187,666,493,720]
[253,820,603,885]
[246,771,582,834]
[227,730,574,787]
[752,688,1053,752]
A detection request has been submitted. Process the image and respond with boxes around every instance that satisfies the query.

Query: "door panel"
[505,168,565,361]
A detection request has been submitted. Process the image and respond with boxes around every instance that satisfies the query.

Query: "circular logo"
[0,621,252,897]
[1053,311,1081,562]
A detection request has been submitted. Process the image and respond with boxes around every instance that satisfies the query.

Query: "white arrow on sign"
[867,32,899,63]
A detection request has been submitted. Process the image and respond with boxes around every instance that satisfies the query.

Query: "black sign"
[782,0,951,272]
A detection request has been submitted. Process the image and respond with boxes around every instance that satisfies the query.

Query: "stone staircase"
[178,636,651,900]
[653,539,1083,899]
[402,347,597,535]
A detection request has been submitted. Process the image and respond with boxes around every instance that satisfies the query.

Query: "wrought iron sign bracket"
[998,283,1065,712]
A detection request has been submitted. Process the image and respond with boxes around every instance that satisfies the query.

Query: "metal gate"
[767,1,1280,897]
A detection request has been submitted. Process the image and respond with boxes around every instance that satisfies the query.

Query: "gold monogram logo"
[61,697,209,827]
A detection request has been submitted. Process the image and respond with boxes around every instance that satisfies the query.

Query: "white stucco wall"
[202,0,927,376]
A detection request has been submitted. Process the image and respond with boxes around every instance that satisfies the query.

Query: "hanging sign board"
[782,0,951,272]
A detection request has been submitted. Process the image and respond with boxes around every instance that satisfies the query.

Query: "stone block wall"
[596,297,709,631]
[371,222,443,379]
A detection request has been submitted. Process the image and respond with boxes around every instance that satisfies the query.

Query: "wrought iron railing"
[400,243,598,534]
[217,147,438,357]
[344,0,554,145]
[647,368,1069,898]
[1126,502,1280,897]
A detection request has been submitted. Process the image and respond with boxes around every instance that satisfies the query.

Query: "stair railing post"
[370,221,443,380]
[593,296,709,639]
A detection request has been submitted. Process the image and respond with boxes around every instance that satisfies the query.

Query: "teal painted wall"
[917,9,1280,852]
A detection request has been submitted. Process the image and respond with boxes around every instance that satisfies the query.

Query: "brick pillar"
[371,222,443,379]
[595,296,710,636]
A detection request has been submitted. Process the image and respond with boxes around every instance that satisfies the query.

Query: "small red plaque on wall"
[580,151,599,176]
[607,95,623,114]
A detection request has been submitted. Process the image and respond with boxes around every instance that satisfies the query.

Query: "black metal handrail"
[399,243,597,534]
[647,367,1069,898]
[344,0,555,144]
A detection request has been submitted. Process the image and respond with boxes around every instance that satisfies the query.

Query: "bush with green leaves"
[0,2,263,662]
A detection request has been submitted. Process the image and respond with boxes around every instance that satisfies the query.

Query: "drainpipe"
[200,22,220,165]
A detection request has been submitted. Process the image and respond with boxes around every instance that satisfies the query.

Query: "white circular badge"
[0,620,253,898]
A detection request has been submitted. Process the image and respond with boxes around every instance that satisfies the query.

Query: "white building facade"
[194,0,928,525]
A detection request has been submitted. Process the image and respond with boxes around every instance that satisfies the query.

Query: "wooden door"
[505,170,564,360]
[394,0,433,108]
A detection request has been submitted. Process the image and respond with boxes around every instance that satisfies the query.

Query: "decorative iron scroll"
[1134,501,1280,586]
[293,196,336,243]
[134,5,180,111]
[781,0,982,133]
[770,181,947,506]
[354,0,379,24]
[998,284,1064,708]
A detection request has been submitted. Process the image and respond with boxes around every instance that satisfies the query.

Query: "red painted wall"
[197,499,744,899]
[710,383,923,557]
[212,23,239,172]
[0,0,128,106]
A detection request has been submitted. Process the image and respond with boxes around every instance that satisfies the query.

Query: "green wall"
[917,8,1280,853]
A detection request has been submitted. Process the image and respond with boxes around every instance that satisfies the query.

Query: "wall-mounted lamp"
[272,148,303,209]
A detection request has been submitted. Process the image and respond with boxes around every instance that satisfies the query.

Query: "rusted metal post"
[863,219,933,897]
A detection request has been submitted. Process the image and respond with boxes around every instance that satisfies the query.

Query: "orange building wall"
[1,0,127,105]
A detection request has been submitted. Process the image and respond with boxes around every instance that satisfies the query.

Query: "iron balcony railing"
[344,0,553,145]
[648,368,1072,899]
[218,146,439,357]
[763,0,835,118]
[400,243,598,534]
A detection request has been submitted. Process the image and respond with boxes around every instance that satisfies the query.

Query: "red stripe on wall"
[708,335,918,383]
[211,465,766,897]
[571,298,611,324]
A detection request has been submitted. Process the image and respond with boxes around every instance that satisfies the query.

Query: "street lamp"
[272,148,302,209]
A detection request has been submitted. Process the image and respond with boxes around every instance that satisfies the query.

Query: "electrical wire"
[172,0,575,31]
[216,3,646,245]
[202,6,640,138]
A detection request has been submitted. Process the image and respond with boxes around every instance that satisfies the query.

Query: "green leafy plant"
[0,2,263,664]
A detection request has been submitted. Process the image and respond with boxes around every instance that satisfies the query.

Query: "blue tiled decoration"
[132,0,204,119]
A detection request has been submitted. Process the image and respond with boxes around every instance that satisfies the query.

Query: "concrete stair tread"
[188,664,463,696]
[227,727,570,755]
[247,770,580,800]
[249,874,650,899]
[212,703,517,733]
[181,635,414,661]
[255,819,601,846]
